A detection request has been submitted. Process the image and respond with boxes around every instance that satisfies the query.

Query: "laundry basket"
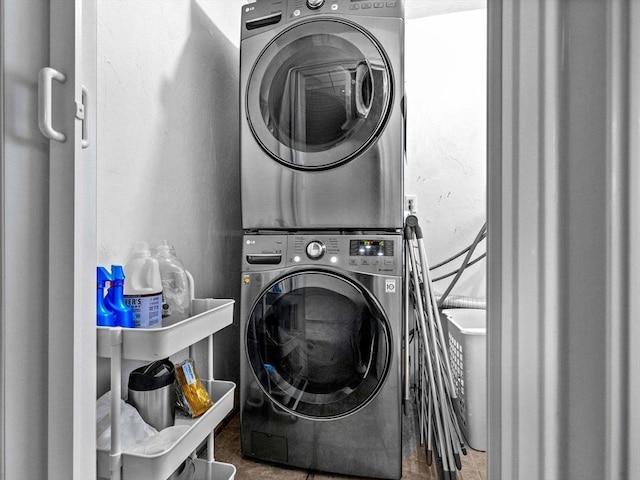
[443,308,486,451]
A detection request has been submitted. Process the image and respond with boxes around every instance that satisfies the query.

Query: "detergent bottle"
[123,242,163,328]
[154,240,191,323]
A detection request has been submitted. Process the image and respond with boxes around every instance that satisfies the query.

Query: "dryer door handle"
[247,254,282,265]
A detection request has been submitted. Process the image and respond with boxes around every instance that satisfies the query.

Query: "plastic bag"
[128,425,189,456]
[96,391,157,451]
[174,359,213,417]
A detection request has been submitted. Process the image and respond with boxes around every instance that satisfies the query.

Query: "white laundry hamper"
[443,308,486,451]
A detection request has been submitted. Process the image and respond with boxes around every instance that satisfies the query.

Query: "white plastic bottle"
[123,241,163,328]
[154,240,191,323]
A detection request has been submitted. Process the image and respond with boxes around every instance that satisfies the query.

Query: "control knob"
[307,0,325,9]
[306,241,326,260]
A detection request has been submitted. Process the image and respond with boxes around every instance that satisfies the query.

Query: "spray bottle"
[105,265,135,328]
[96,267,115,327]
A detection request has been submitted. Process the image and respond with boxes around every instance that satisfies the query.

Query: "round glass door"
[246,271,391,419]
[246,18,393,170]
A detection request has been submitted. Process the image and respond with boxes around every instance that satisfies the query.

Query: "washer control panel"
[294,234,401,275]
[243,234,402,275]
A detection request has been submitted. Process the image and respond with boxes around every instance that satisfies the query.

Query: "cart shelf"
[98,380,235,480]
[97,298,234,361]
[97,298,236,480]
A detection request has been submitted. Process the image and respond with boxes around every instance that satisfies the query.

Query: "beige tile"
[460,452,478,470]
[401,448,437,479]
[469,448,487,472]
[457,469,483,480]
[232,455,309,479]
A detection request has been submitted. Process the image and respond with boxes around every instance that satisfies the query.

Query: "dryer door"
[246,270,392,419]
[245,18,393,170]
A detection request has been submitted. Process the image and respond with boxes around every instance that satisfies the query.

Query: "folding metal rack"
[403,215,466,480]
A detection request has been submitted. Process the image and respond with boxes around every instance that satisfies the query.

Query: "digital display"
[350,240,394,257]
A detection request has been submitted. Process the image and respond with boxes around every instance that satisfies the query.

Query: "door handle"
[38,67,67,142]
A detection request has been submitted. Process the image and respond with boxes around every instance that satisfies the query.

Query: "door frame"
[487,0,640,478]
[0,0,5,473]
[47,0,97,477]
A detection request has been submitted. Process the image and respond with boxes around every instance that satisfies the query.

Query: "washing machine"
[240,233,402,479]
[240,0,405,231]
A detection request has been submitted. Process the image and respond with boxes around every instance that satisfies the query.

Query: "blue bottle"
[97,267,115,326]
[105,265,135,328]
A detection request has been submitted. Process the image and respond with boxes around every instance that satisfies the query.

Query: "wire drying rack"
[403,215,483,479]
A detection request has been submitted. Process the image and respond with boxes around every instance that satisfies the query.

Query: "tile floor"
[214,412,486,480]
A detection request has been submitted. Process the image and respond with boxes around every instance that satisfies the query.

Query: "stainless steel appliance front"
[240,0,405,230]
[240,233,402,479]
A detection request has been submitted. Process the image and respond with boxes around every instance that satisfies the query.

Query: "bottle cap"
[131,241,151,258]
[97,266,112,286]
[110,265,125,281]
[156,239,172,256]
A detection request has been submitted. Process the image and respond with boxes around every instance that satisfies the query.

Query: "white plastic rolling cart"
[96,298,237,480]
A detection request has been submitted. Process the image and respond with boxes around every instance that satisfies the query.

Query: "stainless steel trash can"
[128,358,176,431]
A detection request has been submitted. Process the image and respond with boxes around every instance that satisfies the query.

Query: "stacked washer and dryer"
[239,0,405,478]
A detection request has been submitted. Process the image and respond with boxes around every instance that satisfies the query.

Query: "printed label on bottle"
[124,293,163,328]
[182,362,196,385]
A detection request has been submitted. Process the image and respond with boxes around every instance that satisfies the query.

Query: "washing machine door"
[246,270,392,419]
[245,18,393,170]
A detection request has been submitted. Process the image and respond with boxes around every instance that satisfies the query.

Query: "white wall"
[405,9,487,299]
[97,0,246,390]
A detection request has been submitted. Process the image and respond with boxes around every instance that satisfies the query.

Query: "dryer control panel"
[241,0,404,40]
[286,0,403,22]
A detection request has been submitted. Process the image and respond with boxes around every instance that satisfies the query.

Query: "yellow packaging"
[175,359,213,417]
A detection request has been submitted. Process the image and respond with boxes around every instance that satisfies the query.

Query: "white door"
[1,0,96,478]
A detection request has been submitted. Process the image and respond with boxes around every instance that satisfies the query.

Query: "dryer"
[240,233,402,479]
[240,0,405,231]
